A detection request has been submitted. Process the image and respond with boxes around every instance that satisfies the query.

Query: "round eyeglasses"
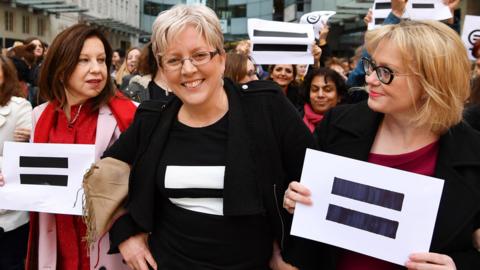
[362,57,411,85]
[159,50,219,71]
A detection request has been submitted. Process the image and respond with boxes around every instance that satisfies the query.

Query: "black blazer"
[287,102,480,269]
[104,78,314,253]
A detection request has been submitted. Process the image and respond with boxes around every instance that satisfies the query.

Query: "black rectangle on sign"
[332,177,404,211]
[252,44,308,52]
[412,3,435,8]
[253,30,308,38]
[326,204,399,239]
[20,174,68,186]
[374,18,386,25]
[375,2,392,9]
[20,156,68,168]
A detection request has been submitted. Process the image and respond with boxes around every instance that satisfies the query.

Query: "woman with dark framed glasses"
[103,4,313,270]
[283,20,480,270]
[361,57,411,85]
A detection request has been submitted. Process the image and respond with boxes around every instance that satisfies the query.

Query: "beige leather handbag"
[82,157,130,246]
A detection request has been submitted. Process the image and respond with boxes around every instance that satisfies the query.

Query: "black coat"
[104,78,314,254]
[287,101,480,270]
[464,104,480,132]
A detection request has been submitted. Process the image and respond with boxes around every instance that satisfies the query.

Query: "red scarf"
[26,92,136,270]
[303,103,324,132]
[34,92,135,141]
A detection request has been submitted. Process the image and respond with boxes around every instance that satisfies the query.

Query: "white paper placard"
[299,11,336,39]
[1,142,96,215]
[461,15,480,61]
[248,18,314,65]
[369,0,392,30]
[291,149,444,266]
[369,0,452,29]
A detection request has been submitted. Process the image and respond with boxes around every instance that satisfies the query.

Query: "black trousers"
[0,223,29,270]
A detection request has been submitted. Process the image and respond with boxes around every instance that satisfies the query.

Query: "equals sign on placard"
[252,30,310,53]
[326,177,405,239]
[373,2,391,25]
[411,3,435,9]
[19,156,69,186]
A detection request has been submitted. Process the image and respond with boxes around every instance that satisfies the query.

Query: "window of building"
[22,15,30,34]
[216,4,246,19]
[230,4,246,18]
[5,11,14,32]
[144,1,172,16]
[297,2,304,12]
[37,18,45,36]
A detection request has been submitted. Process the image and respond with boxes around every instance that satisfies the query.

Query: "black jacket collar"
[329,102,480,169]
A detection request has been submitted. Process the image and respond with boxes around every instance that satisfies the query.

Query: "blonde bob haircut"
[151,4,224,62]
[365,20,470,135]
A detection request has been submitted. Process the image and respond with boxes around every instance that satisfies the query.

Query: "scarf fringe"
[82,163,100,248]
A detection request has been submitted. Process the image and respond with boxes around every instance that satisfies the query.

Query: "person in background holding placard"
[284,20,480,270]
[347,0,461,91]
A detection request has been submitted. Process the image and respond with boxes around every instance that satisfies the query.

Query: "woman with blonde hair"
[284,20,480,270]
[124,42,173,103]
[104,4,313,270]
[115,47,141,90]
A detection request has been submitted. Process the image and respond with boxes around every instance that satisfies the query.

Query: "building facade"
[1,1,52,49]
[139,0,273,42]
[1,0,144,51]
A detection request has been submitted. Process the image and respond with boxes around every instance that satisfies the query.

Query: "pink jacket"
[32,103,130,270]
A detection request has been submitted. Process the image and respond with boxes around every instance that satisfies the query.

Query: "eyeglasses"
[362,57,410,85]
[159,50,219,71]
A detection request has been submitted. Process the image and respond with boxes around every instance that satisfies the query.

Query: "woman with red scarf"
[302,67,348,132]
[17,24,135,270]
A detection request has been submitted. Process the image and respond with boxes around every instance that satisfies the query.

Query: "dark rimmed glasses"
[362,57,410,85]
[159,50,219,71]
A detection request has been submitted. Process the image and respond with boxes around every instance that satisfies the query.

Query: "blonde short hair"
[365,20,470,135]
[151,4,224,60]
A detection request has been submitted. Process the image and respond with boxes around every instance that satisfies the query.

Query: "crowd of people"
[0,0,478,270]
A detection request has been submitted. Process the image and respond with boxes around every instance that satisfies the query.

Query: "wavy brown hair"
[0,55,25,106]
[225,53,248,83]
[38,24,114,111]
[137,42,157,76]
[24,37,45,64]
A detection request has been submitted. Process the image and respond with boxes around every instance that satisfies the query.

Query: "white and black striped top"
[152,113,272,269]
[160,113,228,215]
